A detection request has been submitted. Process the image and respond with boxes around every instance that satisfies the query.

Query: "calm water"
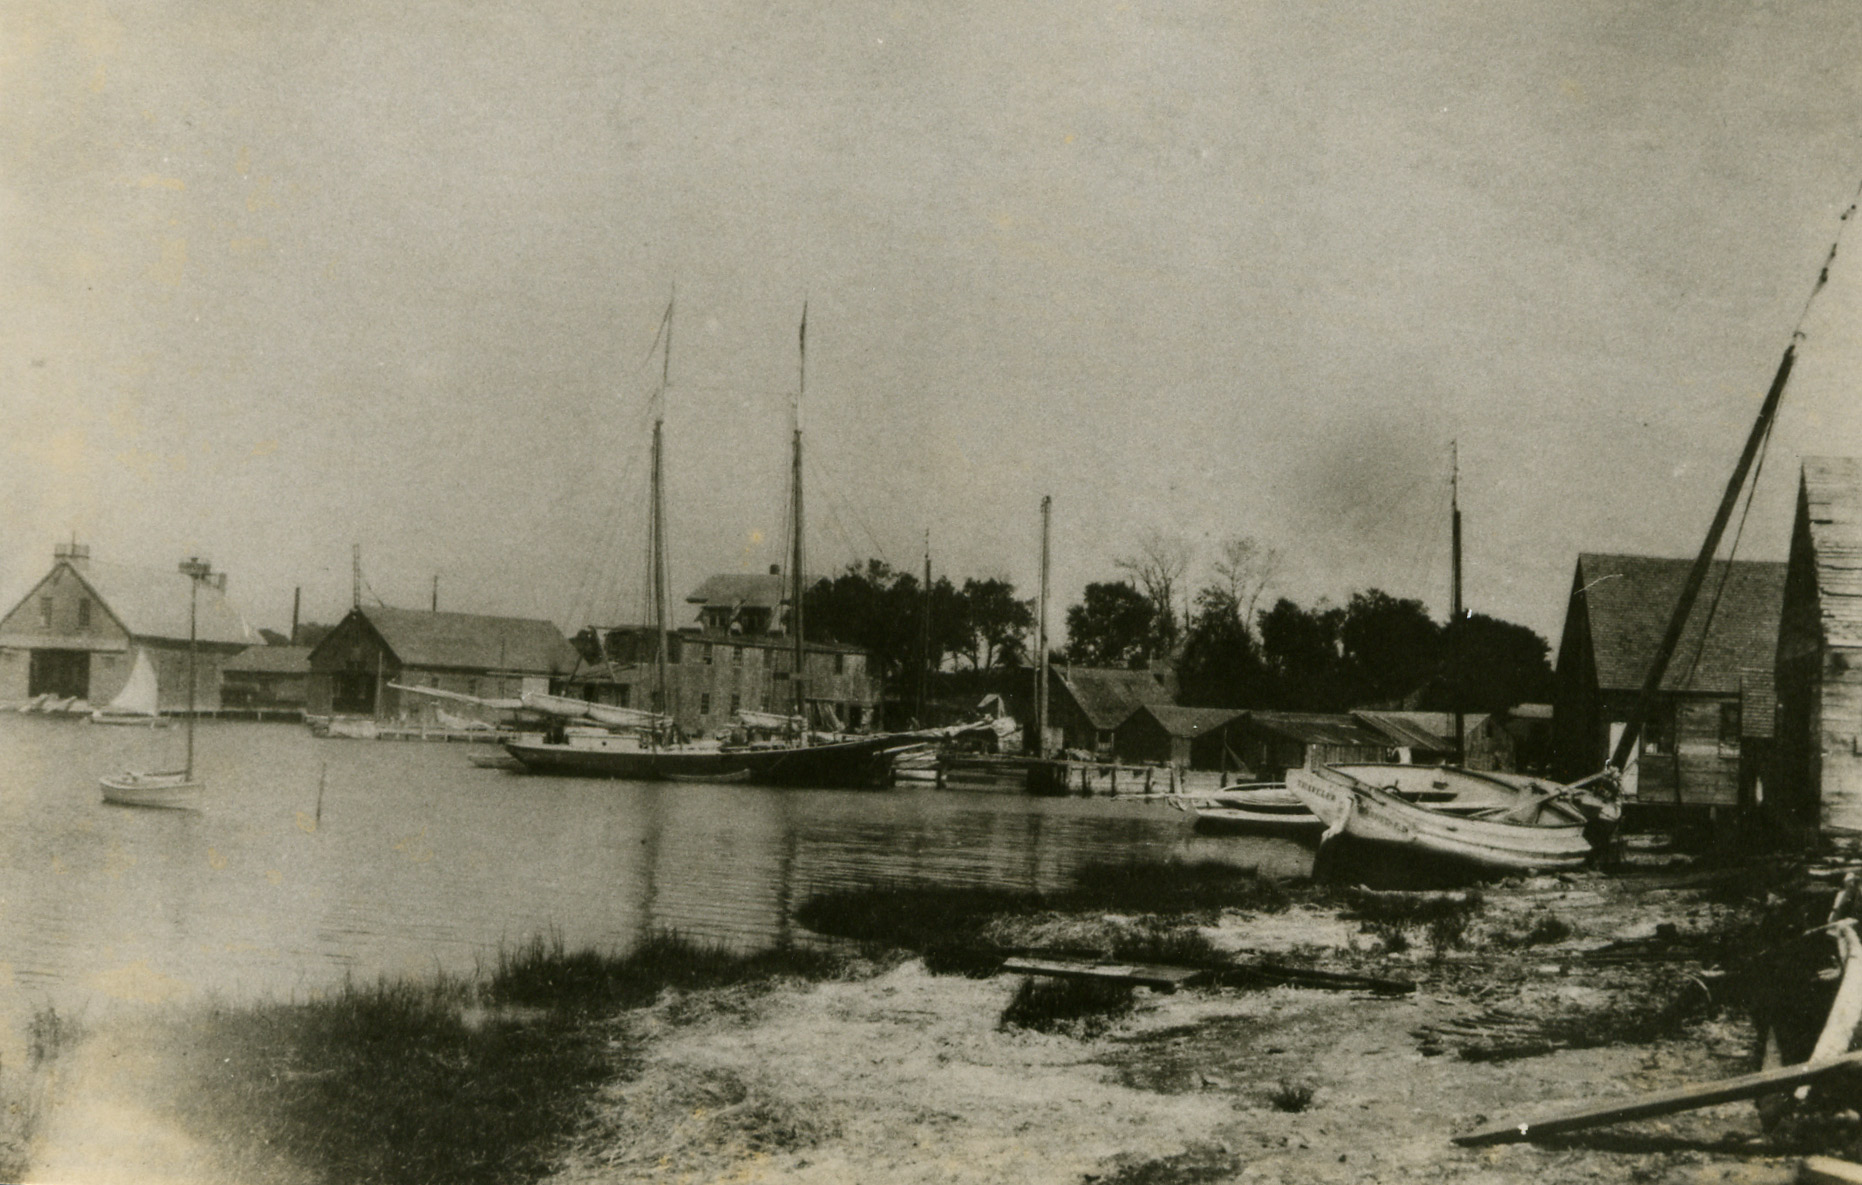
[0,716,1312,1021]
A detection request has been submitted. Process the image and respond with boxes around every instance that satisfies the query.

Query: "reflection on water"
[0,716,1312,1020]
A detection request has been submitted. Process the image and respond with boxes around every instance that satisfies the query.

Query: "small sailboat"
[102,558,213,810]
[89,649,171,726]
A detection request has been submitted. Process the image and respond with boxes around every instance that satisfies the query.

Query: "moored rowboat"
[99,769,203,811]
[1190,784,1325,836]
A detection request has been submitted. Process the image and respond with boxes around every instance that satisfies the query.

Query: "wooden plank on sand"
[1801,1156,1862,1185]
[1000,958,1209,992]
[1452,1051,1862,1146]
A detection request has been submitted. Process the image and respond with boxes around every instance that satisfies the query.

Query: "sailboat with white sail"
[100,558,214,809]
[89,649,171,727]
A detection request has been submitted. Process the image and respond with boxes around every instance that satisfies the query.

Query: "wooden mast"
[179,557,211,780]
[1451,442,1465,765]
[917,530,932,725]
[651,295,673,734]
[1036,495,1051,760]
[791,304,807,740]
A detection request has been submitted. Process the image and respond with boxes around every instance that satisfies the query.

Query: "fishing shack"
[1774,457,1862,845]
[1112,705,1245,769]
[1550,552,1785,816]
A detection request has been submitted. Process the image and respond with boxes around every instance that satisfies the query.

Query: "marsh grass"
[159,933,854,1185]
[798,859,1288,970]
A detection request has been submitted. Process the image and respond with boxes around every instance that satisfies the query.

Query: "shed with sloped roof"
[306,605,579,721]
[1113,704,1246,769]
[1775,457,1862,840]
[1225,712,1395,781]
[1551,552,1785,808]
[1048,665,1176,757]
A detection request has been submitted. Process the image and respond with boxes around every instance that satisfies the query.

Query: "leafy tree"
[1063,580,1156,667]
[1257,597,1347,709]
[1339,589,1442,707]
[955,577,1033,670]
[1178,585,1267,708]
[1429,612,1555,712]
[804,559,967,681]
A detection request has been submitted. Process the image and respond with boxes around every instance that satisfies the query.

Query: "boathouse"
[305,605,580,722]
[1048,665,1177,758]
[220,644,312,717]
[1550,552,1786,810]
[1774,457,1862,842]
[0,543,256,712]
[1351,710,1516,771]
[1113,705,1245,769]
[1225,712,1395,781]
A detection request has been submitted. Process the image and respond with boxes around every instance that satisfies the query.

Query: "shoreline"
[14,857,1847,1184]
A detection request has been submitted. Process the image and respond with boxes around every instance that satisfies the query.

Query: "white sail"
[519,690,670,730]
[95,650,160,719]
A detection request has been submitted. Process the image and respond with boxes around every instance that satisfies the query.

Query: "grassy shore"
[143,935,862,1185]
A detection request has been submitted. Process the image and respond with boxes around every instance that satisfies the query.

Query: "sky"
[4,0,1862,647]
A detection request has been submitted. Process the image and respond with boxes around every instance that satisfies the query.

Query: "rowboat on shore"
[1189,784,1325,836]
[1287,763,1593,874]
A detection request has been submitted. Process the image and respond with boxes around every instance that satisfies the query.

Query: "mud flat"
[19,858,1857,1185]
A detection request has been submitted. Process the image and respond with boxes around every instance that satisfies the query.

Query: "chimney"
[211,573,227,592]
[769,564,780,576]
[53,542,91,571]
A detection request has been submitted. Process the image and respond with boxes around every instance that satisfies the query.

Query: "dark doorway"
[331,669,377,714]
[29,649,90,699]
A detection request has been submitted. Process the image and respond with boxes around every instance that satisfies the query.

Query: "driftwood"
[1215,961,1415,996]
[1452,1051,1862,1146]
[999,958,1209,992]
[1801,1156,1862,1185]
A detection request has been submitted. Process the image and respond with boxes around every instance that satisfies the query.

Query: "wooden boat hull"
[1287,764,1592,874]
[1191,785,1324,836]
[100,770,203,810]
[503,732,907,788]
[88,712,172,728]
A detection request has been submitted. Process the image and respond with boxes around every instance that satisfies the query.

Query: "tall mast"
[1450,442,1464,765]
[179,557,211,780]
[1036,495,1051,760]
[791,303,807,737]
[1606,345,1796,772]
[651,295,673,726]
[917,530,932,725]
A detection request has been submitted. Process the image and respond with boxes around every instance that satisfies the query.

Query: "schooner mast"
[790,303,808,741]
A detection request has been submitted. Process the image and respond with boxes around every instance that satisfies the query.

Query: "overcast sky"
[5,0,1861,645]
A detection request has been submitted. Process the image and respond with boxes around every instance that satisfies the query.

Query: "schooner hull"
[503,733,910,789]
[100,770,203,811]
[1287,765,1593,874]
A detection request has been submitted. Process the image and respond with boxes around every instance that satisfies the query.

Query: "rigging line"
[805,451,893,568]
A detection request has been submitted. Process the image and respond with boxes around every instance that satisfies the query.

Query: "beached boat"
[102,558,214,810]
[89,649,171,726]
[1287,763,1593,873]
[1190,783,1325,836]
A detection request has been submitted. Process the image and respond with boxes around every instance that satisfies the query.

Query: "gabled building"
[305,605,580,722]
[1551,552,1786,808]
[1113,704,1245,769]
[686,570,787,636]
[1049,665,1177,757]
[1775,457,1862,841]
[1351,710,1516,772]
[1224,712,1395,781]
[220,645,313,716]
[0,543,256,712]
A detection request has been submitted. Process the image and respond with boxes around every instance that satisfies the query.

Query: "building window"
[730,693,741,714]
[732,645,743,666]
[1719,701,1743,751]
[834,652,845,675]
[616,685,631,708]
[39,597,52,628]
[700,692,711,715]
[1642,705,1675,755]
[77,599,90,629]
[701,643,713,665]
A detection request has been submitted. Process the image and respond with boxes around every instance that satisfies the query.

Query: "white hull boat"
[1287,763,1593,874]
[99,769,203,810]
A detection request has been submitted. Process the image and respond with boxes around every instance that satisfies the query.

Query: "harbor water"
[0,716,1313,1023]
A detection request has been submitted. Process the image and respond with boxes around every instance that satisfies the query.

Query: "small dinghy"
[1189,783,1324,836]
